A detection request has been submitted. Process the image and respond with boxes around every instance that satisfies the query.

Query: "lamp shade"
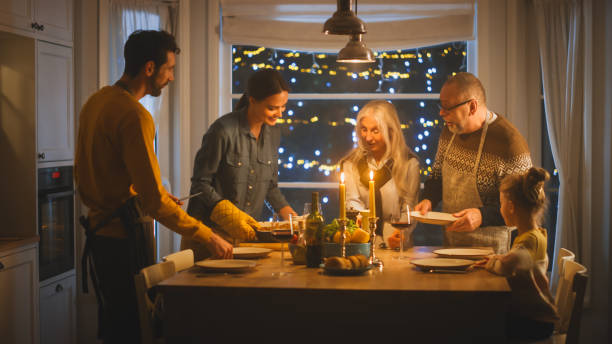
[337,34,375,63]
[323,0,366,35]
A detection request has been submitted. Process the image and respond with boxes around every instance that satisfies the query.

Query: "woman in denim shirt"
[181,69,297,259]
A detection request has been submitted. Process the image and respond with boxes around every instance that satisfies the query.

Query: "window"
[231,43,469,222]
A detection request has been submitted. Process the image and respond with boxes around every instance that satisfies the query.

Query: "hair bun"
[522,167,550,204]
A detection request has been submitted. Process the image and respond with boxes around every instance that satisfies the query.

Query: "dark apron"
[79,196,155,341]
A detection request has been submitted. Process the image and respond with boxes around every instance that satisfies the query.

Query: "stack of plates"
[433,248,493,260]
[410,211,458,225]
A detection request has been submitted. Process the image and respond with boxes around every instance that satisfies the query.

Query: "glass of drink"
[390,211,411,260]
[271,214,294,277]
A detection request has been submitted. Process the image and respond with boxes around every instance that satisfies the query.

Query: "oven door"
[38,189,74,281]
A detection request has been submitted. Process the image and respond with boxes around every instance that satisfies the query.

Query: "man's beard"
[147,74,163,97]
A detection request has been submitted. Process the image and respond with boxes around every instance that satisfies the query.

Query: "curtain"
[221,0,475,52]
[108,0,181,258]
[109,0,177,124]
[533,0,592,291]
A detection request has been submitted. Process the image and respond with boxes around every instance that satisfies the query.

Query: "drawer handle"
[56,284,63,293]
[38,152,46,160]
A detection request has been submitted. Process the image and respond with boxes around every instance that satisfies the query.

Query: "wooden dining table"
[158,246,511,343]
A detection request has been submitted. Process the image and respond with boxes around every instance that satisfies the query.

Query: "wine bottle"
[305,192,324,268]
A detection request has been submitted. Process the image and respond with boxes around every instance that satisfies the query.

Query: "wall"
[73,0,100,343]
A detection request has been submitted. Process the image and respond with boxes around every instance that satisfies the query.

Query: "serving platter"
[410,211,458,225]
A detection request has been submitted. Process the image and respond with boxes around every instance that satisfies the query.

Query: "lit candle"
[339,172,346,219]
[369,170,376,218]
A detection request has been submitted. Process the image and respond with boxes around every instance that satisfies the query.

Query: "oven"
[38,166,75,282]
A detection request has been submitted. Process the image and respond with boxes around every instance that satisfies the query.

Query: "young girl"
[481,167,557,340]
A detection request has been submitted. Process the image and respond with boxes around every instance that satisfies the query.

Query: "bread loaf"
[325,254,369,270]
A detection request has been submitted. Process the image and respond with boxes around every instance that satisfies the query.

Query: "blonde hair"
[340,100,418,196]
[500,167,551,225]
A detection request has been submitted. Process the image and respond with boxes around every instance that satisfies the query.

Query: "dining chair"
[552,248,575,298]
[134,261,176,344]
[162,249,195,272]
[519,259,588,344]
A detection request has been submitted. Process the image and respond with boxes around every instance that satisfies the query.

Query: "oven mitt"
[210,200,258,241]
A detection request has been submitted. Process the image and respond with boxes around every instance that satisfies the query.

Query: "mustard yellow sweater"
[75,85,211,243]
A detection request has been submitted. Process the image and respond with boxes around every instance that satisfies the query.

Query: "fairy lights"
[232,42,468,181]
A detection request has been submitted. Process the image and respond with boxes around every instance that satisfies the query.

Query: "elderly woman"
[339,100,420,247]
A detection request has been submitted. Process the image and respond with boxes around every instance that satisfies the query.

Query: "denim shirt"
[187,109,289,225]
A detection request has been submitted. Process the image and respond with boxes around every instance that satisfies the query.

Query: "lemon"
[350,228,370,243]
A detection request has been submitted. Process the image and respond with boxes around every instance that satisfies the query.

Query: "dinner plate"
[195,259,257,272]
[411,258,474,271]
[322,264,373,276]
[410,211,458,225]
[433,248,494,260]
[232,247,272,259]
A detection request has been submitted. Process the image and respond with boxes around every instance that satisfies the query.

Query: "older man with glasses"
[414,72,532,254]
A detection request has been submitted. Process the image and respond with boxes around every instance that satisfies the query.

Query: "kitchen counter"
[0,236,39,253]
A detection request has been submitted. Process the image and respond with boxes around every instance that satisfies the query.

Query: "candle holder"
[337,218,347,258]
[368,216,383,268]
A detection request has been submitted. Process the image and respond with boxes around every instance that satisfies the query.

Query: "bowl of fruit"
[321,219,371,258]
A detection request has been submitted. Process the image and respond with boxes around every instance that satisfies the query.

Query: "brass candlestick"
[338,218,347,258]
[368,216,383,268]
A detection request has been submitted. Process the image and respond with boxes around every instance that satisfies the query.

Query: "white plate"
[433,248,493,259]
[195,259,257,272]
[410,211,458,225]
[232,247,272,259]
[411,258,474,271]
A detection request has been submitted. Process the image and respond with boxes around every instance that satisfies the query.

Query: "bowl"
[322,242,371,258]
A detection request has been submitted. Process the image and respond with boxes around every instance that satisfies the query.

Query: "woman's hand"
[387,229,401,249]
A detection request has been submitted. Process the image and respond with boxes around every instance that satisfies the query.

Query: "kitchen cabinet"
[37,40,74,163]
[39,273,76,344]
[0,243,39,344]
[0,0,72,43]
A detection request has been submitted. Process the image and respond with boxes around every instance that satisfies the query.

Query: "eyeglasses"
[437,99,473,112]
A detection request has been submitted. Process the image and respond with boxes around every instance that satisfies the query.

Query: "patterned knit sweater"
[422,114,532,226]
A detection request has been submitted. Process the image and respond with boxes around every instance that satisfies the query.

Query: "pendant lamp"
[337,34,375,63]
[323,0,366,35]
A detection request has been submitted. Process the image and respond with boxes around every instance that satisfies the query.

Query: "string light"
[231,42,467,181]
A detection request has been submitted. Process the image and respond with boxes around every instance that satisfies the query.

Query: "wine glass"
[271,214,294,277]
[390,211,411,260]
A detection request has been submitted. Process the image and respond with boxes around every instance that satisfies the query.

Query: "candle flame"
[369,170,374,180]
[340,172,345,183]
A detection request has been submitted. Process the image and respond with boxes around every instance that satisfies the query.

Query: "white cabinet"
[39,274,76,344]
[0,244,39,344]
[37,40,74,163]
[0,0,72,42]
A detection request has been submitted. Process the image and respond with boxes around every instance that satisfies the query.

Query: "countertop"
[0,236,39,254]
